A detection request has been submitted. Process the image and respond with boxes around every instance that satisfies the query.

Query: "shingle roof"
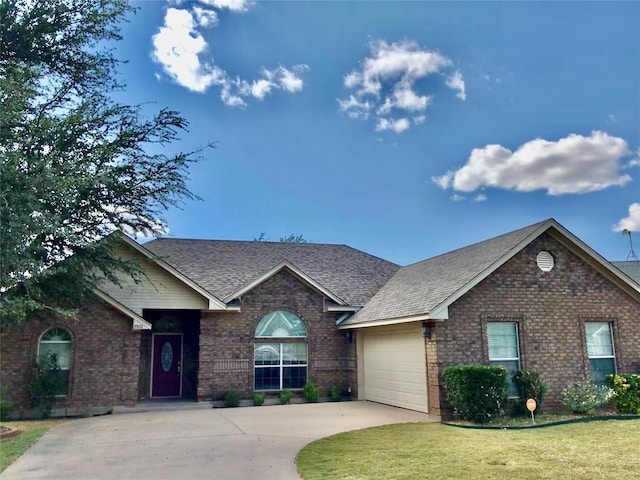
[612,261,640,284]
[343,219,551,326]
[142,239,400,306]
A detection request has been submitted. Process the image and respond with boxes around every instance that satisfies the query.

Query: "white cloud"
[337,94,372,119]
[451,194,465,202]
[446,70,466,101]
[413,115,426,125]
[152,8,225,93]
[375,117,410,133]
[338,39,465,132]
[613,203,640,232]
[200,0,251,11]
[192,6,218,27]
[433,131,632,195]
[251,78,273,99]
[276,65,307,92]
[474,194,487,202]
[152,3,307,105]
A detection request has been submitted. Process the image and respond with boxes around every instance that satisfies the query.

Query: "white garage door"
[362,324,428,412]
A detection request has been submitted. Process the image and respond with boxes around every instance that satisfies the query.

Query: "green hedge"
[606,373,640,414]
[442,365,508,423]
[511,369,547,416]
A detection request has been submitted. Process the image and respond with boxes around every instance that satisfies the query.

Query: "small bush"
[606,373,640,414]
[0,400,14,421]
[280,389,292,405]
[253,392,265,406]
[29,353,65,417]
[561,380,615,414]
[511,369,547,416]
[330,386,341,402]
[442,365,508,423]
[303,381,319,403]
[224,390,240,408]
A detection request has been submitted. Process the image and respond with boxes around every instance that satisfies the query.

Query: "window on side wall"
[585,322,616,385]
[487,322,520,396]
[38,327,72,396]
[254,311,308,391]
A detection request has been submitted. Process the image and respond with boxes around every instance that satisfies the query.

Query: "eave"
[93,289,152,331]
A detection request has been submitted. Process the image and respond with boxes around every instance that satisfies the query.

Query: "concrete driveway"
[1,401,437,480]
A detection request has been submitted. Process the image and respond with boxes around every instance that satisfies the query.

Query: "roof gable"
[224,261,347,305]
[343,219,640,327]
[100,233,226,311]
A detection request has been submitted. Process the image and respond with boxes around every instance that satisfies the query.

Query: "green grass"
[1,420,65,472]
[296,420,640,480]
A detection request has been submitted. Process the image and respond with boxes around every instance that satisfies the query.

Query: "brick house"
[1,219,639,417]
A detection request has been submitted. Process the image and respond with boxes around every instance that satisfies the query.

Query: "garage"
[360,323,428,412]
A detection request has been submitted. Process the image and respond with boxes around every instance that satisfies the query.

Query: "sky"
[114,0,640,265]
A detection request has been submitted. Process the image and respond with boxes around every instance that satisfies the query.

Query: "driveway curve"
[1,401,436,480]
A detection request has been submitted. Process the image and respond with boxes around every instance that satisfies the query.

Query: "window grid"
[585,322,616,384]
[38,327,72,397]
[487,322,520,396]
[254,343,308,391]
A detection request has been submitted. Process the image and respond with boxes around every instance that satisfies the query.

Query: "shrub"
[442,365,508,423]
[511,369,547,416]
[330,386,341,402]
[303,381,319,403]
[224,390,240,408]
[253,392,265,406]
[0,400,14,421]
[29,353,65,417]
[606,374,640,414]
[561,380,615,414]
[280,389,292,405]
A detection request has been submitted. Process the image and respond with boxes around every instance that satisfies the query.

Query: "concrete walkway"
[1,401,437,480]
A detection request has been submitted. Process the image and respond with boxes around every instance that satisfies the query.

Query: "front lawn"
[0,419,66,472]
[296,420,640,480]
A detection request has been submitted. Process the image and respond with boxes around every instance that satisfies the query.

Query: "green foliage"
[224,390,240,408]
[304,381,319,403]
[0,0,210,330]
[606,374,640,414]
[510,369,547,416]
[330,386,341,402]
[253,392,265,406]
[280,389,293,404]
[0,400,15,421]
[253,233,310,243]
[29,353,65,417]
[561,380,615,414]
[442,365,508,423]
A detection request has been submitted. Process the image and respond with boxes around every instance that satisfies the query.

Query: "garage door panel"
[363,327,428,413]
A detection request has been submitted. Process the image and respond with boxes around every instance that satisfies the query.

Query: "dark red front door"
[152,333,183,398]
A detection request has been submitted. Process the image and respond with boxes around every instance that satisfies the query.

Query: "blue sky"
[115,0,639,265]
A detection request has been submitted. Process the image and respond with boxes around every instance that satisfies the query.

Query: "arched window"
[254,311,307,390]
[255,310,307,338]
[38,328,72,396]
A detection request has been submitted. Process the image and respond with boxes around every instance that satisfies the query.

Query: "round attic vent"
[536,251,554,272]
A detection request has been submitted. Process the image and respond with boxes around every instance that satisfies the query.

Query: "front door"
[151,333,183,398]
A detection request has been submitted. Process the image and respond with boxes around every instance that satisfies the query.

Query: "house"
[1,219,639,417]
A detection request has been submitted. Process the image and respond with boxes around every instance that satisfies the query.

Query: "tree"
[253,233,310,243]
[0,1,211,330]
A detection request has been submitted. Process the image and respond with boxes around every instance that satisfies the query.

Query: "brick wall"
[432,233,640,413]
[197,269,354,401]
[0,297,141,411]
